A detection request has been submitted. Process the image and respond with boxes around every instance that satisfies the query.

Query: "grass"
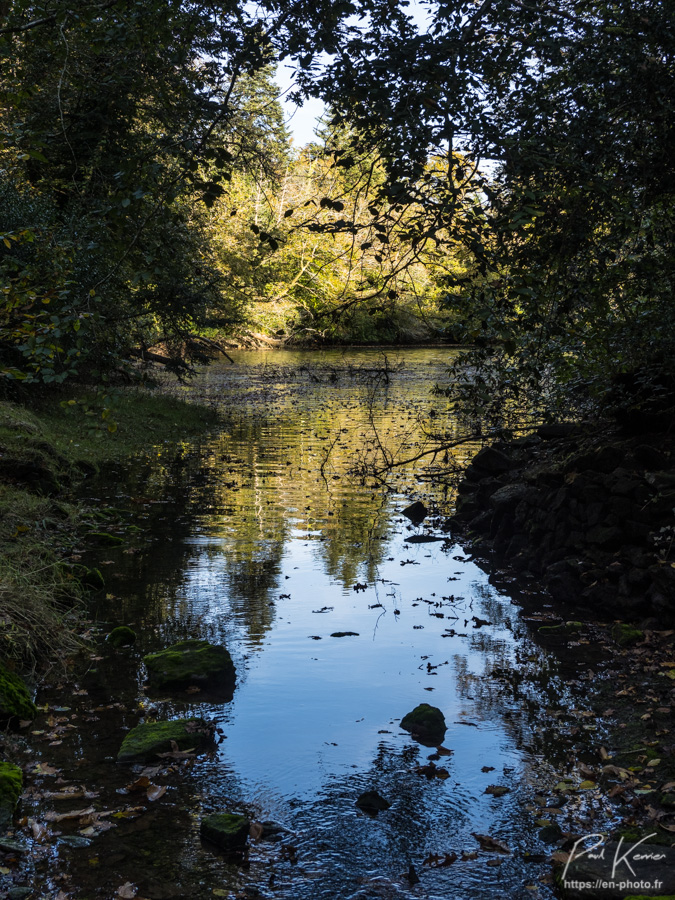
[0,386,221,668]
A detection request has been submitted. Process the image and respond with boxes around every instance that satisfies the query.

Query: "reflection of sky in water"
[165,352,529,817]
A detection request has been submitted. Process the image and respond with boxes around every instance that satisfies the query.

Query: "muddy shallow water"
[12,350,615,900]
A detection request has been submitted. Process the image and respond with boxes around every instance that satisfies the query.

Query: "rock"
[107,626,136,649]
[117,717,215,763]
[0,664,36,722]
[355,790,391,815]
[538,622,583,636]
[472,446,514,474]
[200,813,250,850]
[402,500,428,524]
[143,639,235,692]
[538,822,562,843]
[0,762,23,826]
[536,423,580,439]
[79,566,105,590]
[586,524,624,549]
[488,483,531,511]
[610,623,643,647]
[400,703,446,745]
[404,535,444,543]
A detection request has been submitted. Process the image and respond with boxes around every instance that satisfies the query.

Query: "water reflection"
[40,349,582,899]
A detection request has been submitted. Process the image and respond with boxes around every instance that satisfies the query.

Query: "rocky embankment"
[449,423,675,620]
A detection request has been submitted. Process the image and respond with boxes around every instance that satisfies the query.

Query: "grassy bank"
[0,387,220,669]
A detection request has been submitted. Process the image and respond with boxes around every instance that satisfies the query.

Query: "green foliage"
[0,663,37,720]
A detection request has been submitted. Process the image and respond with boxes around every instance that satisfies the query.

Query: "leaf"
[124,776,151,793]
[117,884,137,899]
[471,833,510,853]
[485,785,510,797]
[250,822,264,841]
[146,784,167,802]
[423,851,457,867]
[44,806,95,823]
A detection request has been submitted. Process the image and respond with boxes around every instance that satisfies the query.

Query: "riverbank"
[448,421,675,623]
[0,388,220,668]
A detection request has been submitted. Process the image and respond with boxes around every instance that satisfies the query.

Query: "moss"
[400,703,446,745]
[538,621,583,635]
[117,718,214,763]
[200,813,250,850]
[143,640,235,691]
[0,664,36,721]
[87,531,125,546]
[0,762,23,826]
[611,623,644,647]
[107,626,136,649]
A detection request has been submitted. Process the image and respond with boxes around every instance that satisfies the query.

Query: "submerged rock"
[611,623,644,647]
[200,812,250,850]
[117,717,214,763]
[107,626,137,649]
[0,762,23,826]
[356,790,391,815]
[400,703,446,745]
[0,664,36,722]
[143,639,235,692]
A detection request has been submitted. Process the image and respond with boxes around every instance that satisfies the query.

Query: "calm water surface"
[23,350,589,900]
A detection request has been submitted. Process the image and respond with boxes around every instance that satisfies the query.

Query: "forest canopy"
[1,0,673,423]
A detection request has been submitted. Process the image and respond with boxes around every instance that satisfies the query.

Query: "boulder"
[0,762,22,826]
[472,446,514,474]
[0,664,36,722]
[400,703,446,745]
[117,717,214,763]
[107,626,136,649]
[200,813,250,851]
[610,623,643,647]
[144,639,235,692]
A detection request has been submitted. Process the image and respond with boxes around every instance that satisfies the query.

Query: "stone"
[355,790,391,814]
[117,717,214,763]
[400,703,446,745]
[488,483,532,511]
[401,500,428,524]
[610,623,643,647]
[107,626,136,649]
[0,762,23,826]
[200,813,250,850]
[472,446,514,474]
[144,639,235,692]
[0,664,36,722]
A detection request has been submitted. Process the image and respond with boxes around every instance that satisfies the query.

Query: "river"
[19,349,603,900]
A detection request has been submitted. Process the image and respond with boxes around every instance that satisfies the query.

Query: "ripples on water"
[26,350,585,899]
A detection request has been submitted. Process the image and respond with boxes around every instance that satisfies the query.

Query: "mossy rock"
[0,762,23,826]
[107,626,136,649]
[70,565,105,590]
[400,703,446,745]
[538,621,583,636]
[200,813,250,851]
[117,718,214,763]
[611,623,644,647]
[0,664,36,722]
[143,640,235,692]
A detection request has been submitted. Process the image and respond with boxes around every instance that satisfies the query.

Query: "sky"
[274,0,432,147]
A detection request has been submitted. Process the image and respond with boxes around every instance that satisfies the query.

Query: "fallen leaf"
[423,851,457,868]
[146,785,167,802]
[124,776,150,793]
[481,766,495,773]
[461,851,479,861]
[250,822,264,841]
[472,833,510,853]
[34,763,61,776]
[29,819,49,842]
[44,806,95,823]
[117,884,137,899]
[485,785,510,797]
[551,852,570,864]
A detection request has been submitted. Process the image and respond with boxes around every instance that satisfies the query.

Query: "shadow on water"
[15,350,615,899]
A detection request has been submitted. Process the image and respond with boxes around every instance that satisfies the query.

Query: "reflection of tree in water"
[223,546,284,642]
